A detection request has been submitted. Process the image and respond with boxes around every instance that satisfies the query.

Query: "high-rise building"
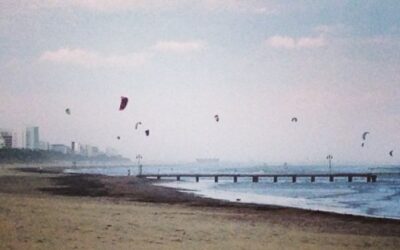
[26,127,39,150]
[12,132,18,148]
[71,141,81,154]
[0,136,4,148]
[0,131,13,148]
[19,129,26,148]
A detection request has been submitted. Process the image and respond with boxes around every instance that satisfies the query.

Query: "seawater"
[65,163,400,220]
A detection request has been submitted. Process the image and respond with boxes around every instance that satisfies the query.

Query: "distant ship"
[196,158,219,164]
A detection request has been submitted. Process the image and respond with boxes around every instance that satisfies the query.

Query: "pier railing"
[138,173,377,183]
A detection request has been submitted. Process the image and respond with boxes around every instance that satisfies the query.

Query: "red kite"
[119,96,129,111]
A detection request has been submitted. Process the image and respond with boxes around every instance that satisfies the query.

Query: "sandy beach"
[0,165,399,249]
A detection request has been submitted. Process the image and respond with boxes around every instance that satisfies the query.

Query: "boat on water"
[196,158,219,164]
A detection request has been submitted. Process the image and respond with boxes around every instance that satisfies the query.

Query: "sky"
[1,0,400,165]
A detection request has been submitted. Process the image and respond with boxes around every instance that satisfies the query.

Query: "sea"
[65,163,400,220]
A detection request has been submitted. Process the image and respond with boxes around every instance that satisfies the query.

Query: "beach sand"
[0,165,399,249]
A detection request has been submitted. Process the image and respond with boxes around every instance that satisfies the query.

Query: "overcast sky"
[1,0,400,165]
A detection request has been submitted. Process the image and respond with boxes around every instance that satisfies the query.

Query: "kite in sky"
[135,122,142,130]
[362,131,370,141]
[119,96,129,111]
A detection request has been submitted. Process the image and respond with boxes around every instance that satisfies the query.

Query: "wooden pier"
[139,173,377,183]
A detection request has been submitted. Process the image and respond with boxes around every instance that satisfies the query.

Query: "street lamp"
[136,154,143,176]
[326,154,333,174]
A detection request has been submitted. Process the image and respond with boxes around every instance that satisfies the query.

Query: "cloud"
[265,35,326,49]
[39,40,205,68]
[39,48,149,68]
[152,41,205,53]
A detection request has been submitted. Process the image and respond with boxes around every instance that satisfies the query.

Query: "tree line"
[0,148,130,163]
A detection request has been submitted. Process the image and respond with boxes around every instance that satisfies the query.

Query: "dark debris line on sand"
[40,174,110,197]
[40,173,233,205]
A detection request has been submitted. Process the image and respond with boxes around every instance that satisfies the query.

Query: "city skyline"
[0,126,119,158]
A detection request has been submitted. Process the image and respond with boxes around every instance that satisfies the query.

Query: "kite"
[145,130,150,136]
[291,117,298,122]
[214,115,219,122]
[119,96,129,111]
[65,108,71,115]
[362,131,370,141]
[389,150,394,157]
[135,122,142,130]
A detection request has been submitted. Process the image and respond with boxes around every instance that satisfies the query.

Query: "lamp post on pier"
[326,154,333,174]
[136,154,143,176]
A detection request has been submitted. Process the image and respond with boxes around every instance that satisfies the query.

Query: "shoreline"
[18,165,400,222]
[62,165,400,221]
[1,164,400,249]
[154,181,400,221]
[17,166,400,224]
[154,180,400,221]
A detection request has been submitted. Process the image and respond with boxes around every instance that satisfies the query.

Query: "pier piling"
[140,173,377,184]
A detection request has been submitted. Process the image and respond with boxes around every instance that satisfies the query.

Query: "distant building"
[92,146,100,156]
[0,131,13,148]
[79,144,86,155]
[12,132,19,148]
[71,141,77,154]
[106,147,118,157]
[26,127,39,150]
[19,130,26,149]
[39,141,50,151]
[51,144,69,154]
[85,145,94,157]
[196,158,219,164]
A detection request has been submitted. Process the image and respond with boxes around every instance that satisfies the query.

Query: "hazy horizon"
[1,1,400,165]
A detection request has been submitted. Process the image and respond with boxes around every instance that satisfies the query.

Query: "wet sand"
[0,164,400,249]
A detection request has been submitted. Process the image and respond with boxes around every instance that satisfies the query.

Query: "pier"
[139,173,377,183]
